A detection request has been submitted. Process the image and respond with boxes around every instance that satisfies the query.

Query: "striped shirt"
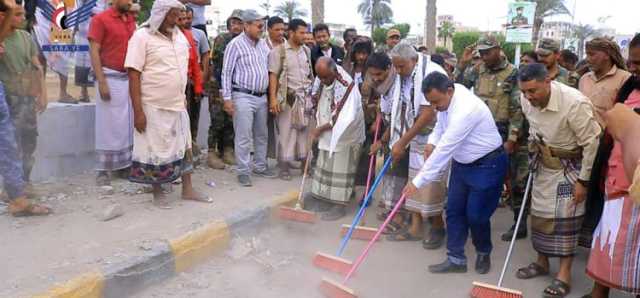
[221,32,270,101]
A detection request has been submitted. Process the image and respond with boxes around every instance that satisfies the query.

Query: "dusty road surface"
[135,205,633,298]
[0,163,300,297]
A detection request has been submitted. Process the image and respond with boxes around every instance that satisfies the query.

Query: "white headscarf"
[142,0,185,35]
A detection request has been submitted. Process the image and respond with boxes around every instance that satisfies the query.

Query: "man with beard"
[583,33,640,298]
[268,19,313,181]
[125,0,211,208]
[206,9,243,169]
[536,38,580,88]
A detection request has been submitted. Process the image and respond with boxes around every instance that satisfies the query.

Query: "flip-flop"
[516,262,549,279]
[381,221,406,235]
[543,278,571,298]
[10,203,51,217]
[58,95,79,104]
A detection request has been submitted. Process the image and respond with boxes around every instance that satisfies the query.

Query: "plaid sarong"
[531,215,584,257]
[382,151,409,211]
[310,144,361,204]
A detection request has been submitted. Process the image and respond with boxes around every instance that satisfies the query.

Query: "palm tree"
[437,21,455,48]
[532,0,571,46]
[573,23,599,58]
[357,0,393,37]
[273,0,308,22]
[425,0,436,52]
[311,0,324,25]
[260,0,272,16]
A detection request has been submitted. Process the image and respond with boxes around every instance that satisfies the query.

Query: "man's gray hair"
[317,56,338,74]
[389,41,418,61]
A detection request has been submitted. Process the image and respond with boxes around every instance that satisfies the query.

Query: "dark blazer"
[311,44,345,75]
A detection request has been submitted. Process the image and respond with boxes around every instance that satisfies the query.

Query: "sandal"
[543,278,571,298]
[58,95,79,104]
[9,197,51,217]
[516,262,549,279]
[387,230,422,241]
[381,221,405,235]
[377,210,390,221]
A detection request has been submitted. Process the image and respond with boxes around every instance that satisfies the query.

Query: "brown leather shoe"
[222,147,236,165]
[207,151,225,169]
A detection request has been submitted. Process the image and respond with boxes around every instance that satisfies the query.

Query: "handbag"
[290,92,309,130]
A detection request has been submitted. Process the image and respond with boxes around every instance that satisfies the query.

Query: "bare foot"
[182,189,213,203]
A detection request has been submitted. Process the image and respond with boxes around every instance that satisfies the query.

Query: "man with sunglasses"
[455,35,529,243]
[221,9,277,187]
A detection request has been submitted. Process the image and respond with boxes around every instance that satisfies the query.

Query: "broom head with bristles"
[339,224,380,241]
[470,281,523,298]
[278,206,317,223]
[313,252,353,275]
[319,277,357,298]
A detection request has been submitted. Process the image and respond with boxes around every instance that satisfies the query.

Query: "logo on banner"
[36,0,96,51]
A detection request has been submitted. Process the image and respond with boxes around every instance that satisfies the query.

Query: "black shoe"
[501,223,528,242]
[423,228,445,250]
[320,204,346,221]
[237,174,252,187]
[253,168,278,179]
[428,259,467,274]
[475,255,491,274]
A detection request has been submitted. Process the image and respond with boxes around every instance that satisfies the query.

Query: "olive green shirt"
[0,30,38,86]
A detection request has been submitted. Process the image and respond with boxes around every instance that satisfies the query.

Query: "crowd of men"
[2,0,640,297]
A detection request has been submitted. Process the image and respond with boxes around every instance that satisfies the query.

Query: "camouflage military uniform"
[208,32,237,154]
[4,94,37,181]
[552,65,581,89]
[0,83,26,199]
[456,57,529,217]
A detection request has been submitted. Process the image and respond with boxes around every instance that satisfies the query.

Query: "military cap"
[476,35,500,51]
[536,38,561,55]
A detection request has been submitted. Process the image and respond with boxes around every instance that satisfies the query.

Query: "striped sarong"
[531,215,584,257]
[382,151,409,211]
[310,144,361,204]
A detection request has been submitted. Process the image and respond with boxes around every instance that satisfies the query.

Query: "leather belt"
[232,87,266,98]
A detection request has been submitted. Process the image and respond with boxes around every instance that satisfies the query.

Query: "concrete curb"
[33,190,299,298]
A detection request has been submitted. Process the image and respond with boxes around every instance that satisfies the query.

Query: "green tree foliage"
[372,27,388,46]
[390,23,410,38]
[274,0,308,22]
[357,0,393,36]
[452,31,480,58]
[437,21,455,48]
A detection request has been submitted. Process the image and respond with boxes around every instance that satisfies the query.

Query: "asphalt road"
[136,205,634,298]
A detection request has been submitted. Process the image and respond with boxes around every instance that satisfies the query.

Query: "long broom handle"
[295,153,313,209]
[363,116,383,202]
[337,156,393,256]
[497,170,534,287]
[344,193,407,282]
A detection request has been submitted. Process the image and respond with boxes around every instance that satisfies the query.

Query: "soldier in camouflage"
[455,35,529,241]
[207,9,243,169]
[536,38,581,89]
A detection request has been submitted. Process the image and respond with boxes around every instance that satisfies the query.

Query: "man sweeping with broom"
[303,57,365,221]
[403,72,508,275]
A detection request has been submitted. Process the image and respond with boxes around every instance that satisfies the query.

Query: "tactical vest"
[473,63,516,123]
